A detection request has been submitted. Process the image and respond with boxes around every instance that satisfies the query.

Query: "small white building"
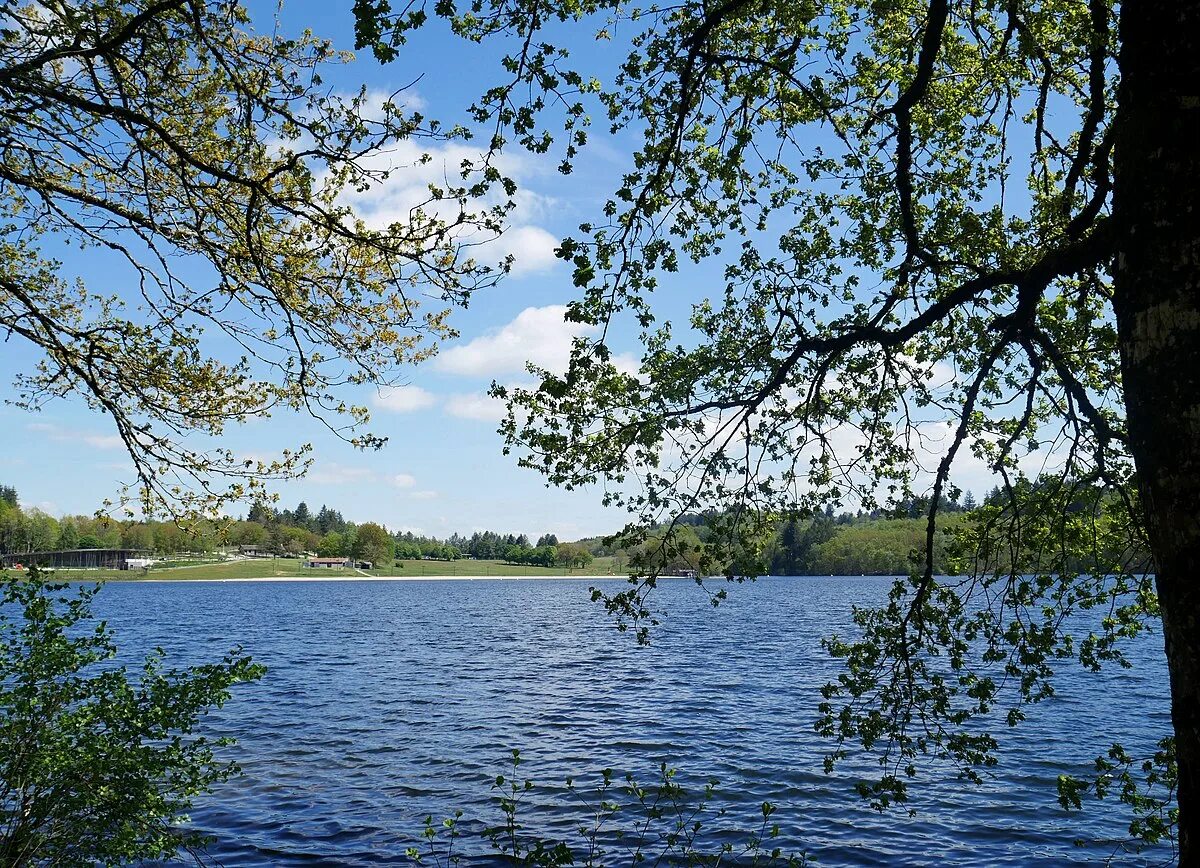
[305,557,351,568]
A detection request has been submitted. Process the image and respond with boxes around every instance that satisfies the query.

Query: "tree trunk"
[1113,2,1200,863]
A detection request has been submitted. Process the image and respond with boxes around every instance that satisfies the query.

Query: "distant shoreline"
[50,572,900,584]
[100,573,630,583]
[92,573,874,584]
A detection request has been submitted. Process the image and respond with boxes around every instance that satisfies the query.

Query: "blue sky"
[0,1,1023,539]
[0,2,655,539]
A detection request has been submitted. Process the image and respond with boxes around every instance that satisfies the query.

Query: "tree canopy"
[352,520,394,564]
[0,0,511,518]
[353,0,1197,859]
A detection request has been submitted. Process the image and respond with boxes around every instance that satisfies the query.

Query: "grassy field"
[364,557,619,577]
[50,556,622,582]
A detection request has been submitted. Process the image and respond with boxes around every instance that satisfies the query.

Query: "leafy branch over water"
[408,750,806,867]
[0,568,264,867]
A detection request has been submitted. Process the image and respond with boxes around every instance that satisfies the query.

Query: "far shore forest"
[4,483,1039,578]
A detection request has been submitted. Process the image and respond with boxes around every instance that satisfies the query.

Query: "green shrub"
[1,568,264,867]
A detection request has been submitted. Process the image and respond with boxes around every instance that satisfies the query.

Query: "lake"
[87,576,1173,866]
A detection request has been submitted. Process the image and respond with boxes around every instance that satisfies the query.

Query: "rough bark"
[1113,2,1200,863]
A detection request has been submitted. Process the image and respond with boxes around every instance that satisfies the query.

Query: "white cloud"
[495,225,560,276]
[84,433,124,449]
[306,463,376,485]
[27,422,123,450]
[307,464,437,493]
[436,305,641,380]
[334,139,560,276]
[374,385,437,413]
[510,188,558,221]
[612,352,641,376]
[358,86,427,117]
[436,305,588,377]
[444,392,506,422]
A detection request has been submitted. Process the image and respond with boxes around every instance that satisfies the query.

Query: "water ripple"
[87,577,1172,866]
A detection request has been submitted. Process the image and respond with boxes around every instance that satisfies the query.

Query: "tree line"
[0,489,593,570]
[3,482,1135,579]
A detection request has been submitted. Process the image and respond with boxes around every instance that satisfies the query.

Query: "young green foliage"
[351,0,1198,857]
[0,0,514,519]
[0,568,265,866]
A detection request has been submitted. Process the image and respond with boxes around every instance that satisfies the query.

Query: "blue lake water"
[87,576,1172,866]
